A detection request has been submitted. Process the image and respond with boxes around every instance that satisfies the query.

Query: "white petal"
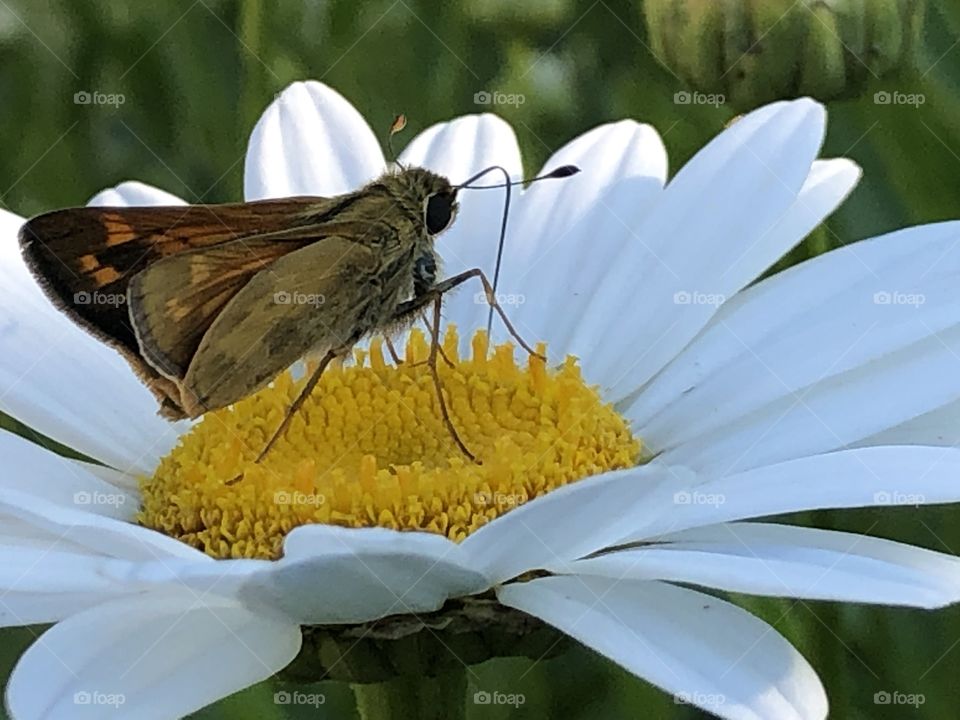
[0,211,185,473]
[6,591,301,720]
[857,398,960,447]
[500,120,668,348]
[87,181,186,207]
[398,113,523,187]
[649,221,960,473]
[76,459,141,494]
[773,158,860,244]
[0,488,206,562]
[99,532,490,628]
[499,576,827,720]
[244,80,384,200]
[570,99,827,399]
[461,464,685,584]
[1,430,138,519]
[560,522,960,609]
[236,525,490,624]
[599,157,852,400]
[0,549,145,626]
[1,207,22,225]
[398,113,524,336]
[619,447,960,543]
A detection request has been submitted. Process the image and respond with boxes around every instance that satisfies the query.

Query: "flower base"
[279,597,569,685]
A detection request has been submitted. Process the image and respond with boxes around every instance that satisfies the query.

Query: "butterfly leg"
[227,349,340,484]
[413,268,544,361]
[254,349,339,464]
[424,293,478,463]
[385,329,454,368]
[384,335,403,364]
[386,267,544,464]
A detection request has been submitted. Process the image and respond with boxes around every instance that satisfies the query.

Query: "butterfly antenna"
[388,114,407,169]
[455,164,580,337]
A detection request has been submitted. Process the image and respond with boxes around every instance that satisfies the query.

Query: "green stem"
[352,669,468,720]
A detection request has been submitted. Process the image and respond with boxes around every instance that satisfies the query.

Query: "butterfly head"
[387,167,459,238]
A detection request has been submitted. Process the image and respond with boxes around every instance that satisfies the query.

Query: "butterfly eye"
[425,192,456,235]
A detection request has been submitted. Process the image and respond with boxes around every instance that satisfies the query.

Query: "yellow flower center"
[139,328,642,559]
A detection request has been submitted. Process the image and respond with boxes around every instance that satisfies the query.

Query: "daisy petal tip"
[87,181,186,207]
[787,97,827,139]
[816,157,863,191]
[245,79,384,200]
[472,111,514,128]
[398,112,523,185]
[273,79,344,105]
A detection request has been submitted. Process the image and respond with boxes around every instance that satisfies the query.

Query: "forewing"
[17,198,338,359]
[177,237,383,416]
[127,238,319,383]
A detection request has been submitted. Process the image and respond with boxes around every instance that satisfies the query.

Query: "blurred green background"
[2,0,960,717]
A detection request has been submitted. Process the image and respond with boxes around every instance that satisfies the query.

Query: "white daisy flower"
[4,80,960,720]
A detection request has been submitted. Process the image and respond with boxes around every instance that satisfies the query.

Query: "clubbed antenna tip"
[389,114,407,136]
[387,114,407,164]
[546,164,580,178]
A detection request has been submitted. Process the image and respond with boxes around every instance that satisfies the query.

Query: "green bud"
[645,0,927,109]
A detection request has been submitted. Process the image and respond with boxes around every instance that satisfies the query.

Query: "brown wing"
[19,182,418,419]
[17,197,376,418]
[17,198,348,361]
[166,237,384,417]
[126,237,314,383]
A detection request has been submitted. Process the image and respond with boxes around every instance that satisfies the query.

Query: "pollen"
[139,328,642,560]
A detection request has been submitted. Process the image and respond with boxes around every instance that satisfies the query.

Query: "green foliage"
[2,1,960,717]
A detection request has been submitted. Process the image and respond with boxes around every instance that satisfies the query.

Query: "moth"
[19,136,577,466]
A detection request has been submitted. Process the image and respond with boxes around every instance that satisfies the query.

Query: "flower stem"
[352,669,467,720]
